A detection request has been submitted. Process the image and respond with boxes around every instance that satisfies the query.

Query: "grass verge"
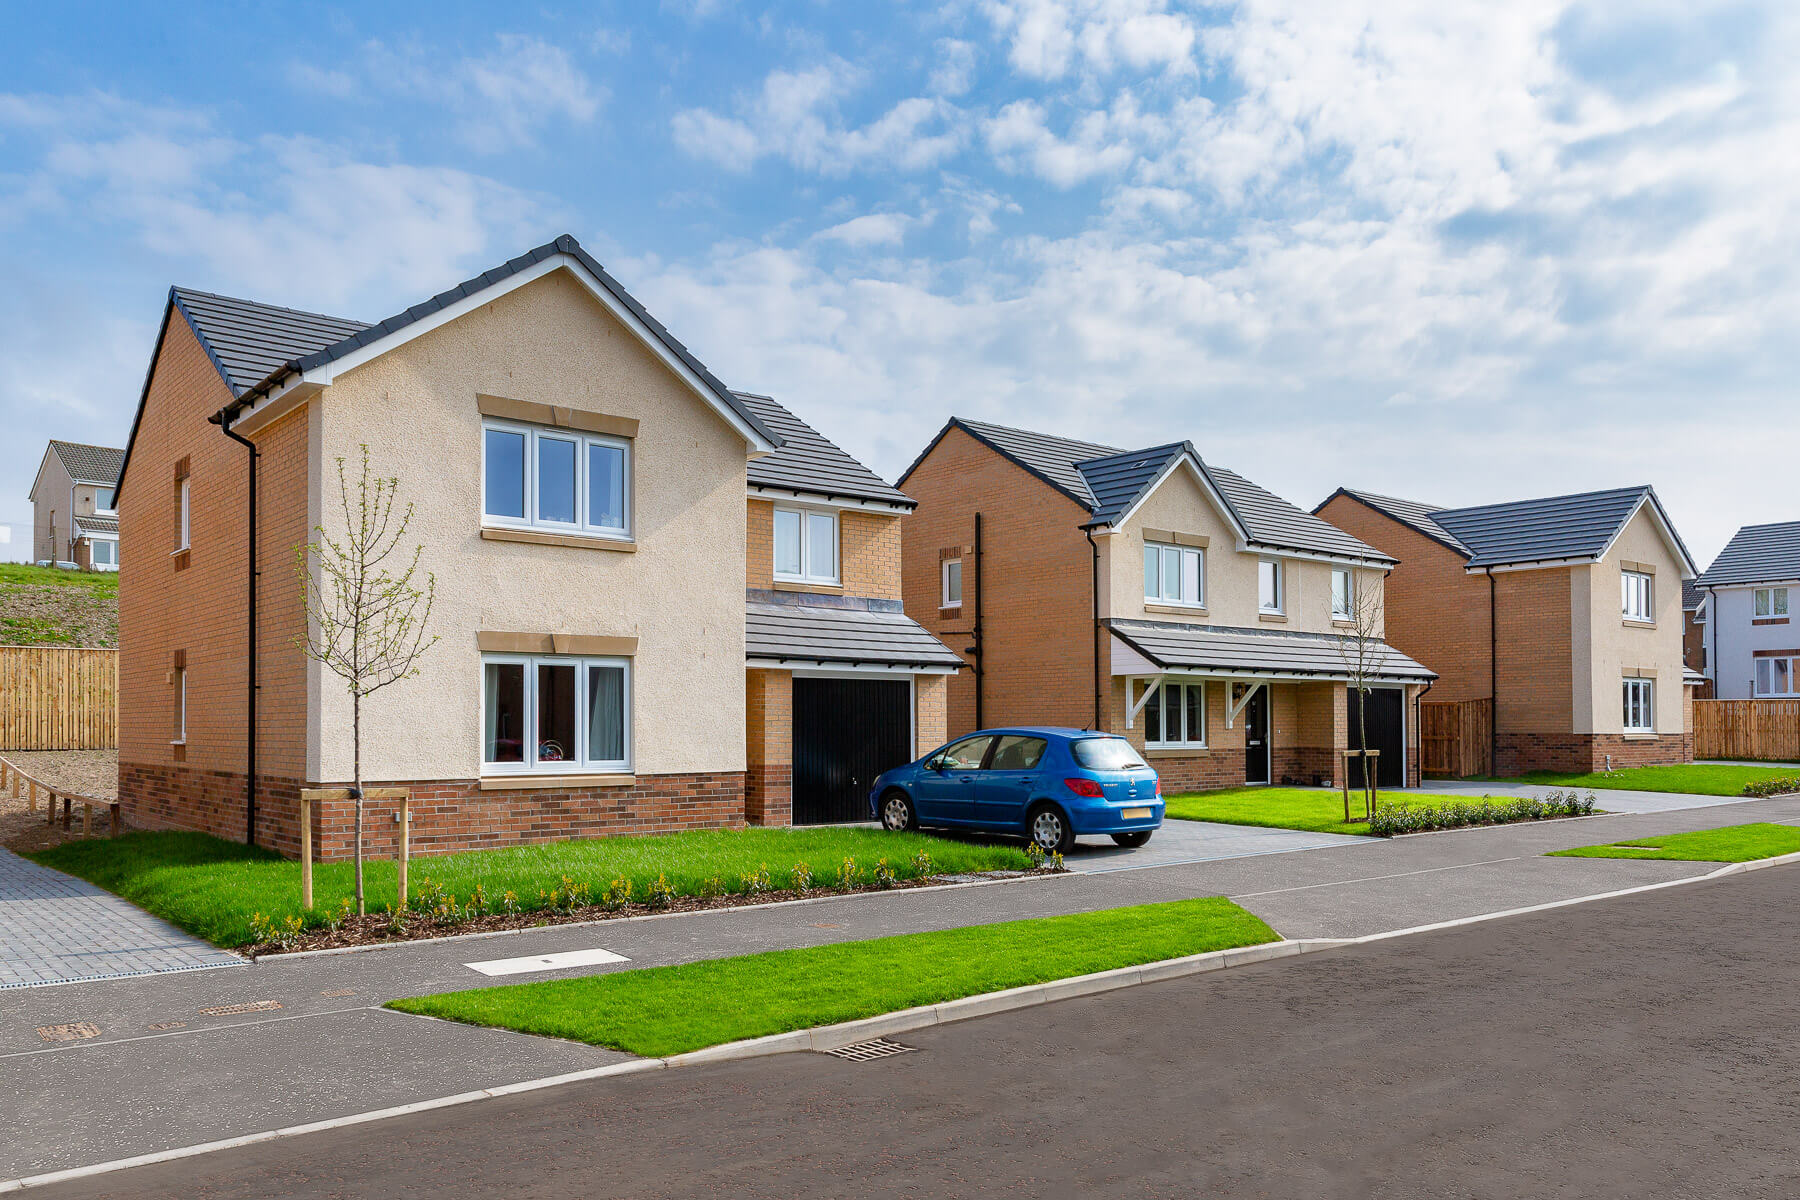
[1162,786,1480,835]
[27,827,1032,948]
[388,897,1276,1056]
[1547,822,1800,863]
[1498,765,1798,797]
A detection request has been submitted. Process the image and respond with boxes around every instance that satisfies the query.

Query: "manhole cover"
[198,1000,283,1016]
[822,1038,916,1062]
[147,1021,188,1031]
[319,988,357,998]
[37,1023,101,1043]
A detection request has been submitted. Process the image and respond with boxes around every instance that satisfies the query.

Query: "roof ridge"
[171,286,370,329]
[953,415,1123,456]
[1436,483,1649,518]
[1073,440,1189,467]
[1345,486,1447,513]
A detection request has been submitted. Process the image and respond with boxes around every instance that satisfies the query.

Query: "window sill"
[479,772,636,791]
[1145,746,1209,758]
[1144,603,1207,617]
[939,603,963,613]
[169,739,186,746]
[481,526,635,553]
[1621,732,1659,741]
[1331,618,1357,629]
[1753,617,1790,626]
[1622,618,1656,629]
[773,579,843,594]
[1257,612,1288,623]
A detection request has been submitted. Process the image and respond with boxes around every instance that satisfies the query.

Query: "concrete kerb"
[10,852,1799,1193]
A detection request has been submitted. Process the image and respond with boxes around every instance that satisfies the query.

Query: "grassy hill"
[0,564,118,647]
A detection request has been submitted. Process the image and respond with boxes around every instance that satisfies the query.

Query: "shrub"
[873,858,898,889]
[1743,776,1800,798]
[250,911,304,950]
[409,874,449,914]
[698,874,725,900]
[909,851,933,879]
[467,882,489,917]
[791,861,815,892]
[600,877,633,911]
[500,889,521,916]
[1368,789,1597,837]
[741,864,773,895]
[1024,841,1046,867]
[837,856,863,890]
[646,873,675,910]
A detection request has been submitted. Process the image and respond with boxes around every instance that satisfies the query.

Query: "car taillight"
[1063,777,1104,798]
[1154,777,1162,797]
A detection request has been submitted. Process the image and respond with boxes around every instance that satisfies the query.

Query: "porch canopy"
[747,600,965,672]
[1108,618,1435,686]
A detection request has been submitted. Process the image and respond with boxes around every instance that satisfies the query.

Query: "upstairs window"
[1621,678,1654,732]
[1621,570,1654,621]
[1144,542,1204,607]
[1258,559,1283,613]
[774,507,838,585]
[95,488,117,514]
[177,477,191,550]
[942,558,963,607]
[481,419,631,538]
[1332,568,1354,620]
[1754,587,1789,618]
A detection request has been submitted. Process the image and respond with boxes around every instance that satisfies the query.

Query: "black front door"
[1347,686,1404,789]
[1243,686,1270,784]
[792,678,913,825]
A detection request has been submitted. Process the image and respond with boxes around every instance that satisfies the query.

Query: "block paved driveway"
[0,849,242,989]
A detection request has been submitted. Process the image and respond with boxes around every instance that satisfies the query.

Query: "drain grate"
[146,1020,188,1031]
[319,988,357,998]
[37,1023,101,1043]
[198,1000,283,1016]
[823,1037,916,1062]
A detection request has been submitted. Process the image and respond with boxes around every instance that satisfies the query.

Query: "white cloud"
[930,38,980,96]
[983,93,1163,186]
[817,212,914,247]
[981,0,1198,80]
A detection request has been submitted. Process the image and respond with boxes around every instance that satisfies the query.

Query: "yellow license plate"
[1122,807,1152,820]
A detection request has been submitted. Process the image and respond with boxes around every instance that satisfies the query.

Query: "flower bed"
[1741,776,1800,798]
[1369,790,1598,836]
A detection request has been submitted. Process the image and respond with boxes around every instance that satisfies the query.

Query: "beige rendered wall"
[1104,467,1386,636]
[1583,507,1688,736]
[307,268,752,784]
[30,453,73,563]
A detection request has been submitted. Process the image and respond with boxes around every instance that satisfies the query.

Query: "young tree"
[1333,560,1387,818]
[297,446,439,914]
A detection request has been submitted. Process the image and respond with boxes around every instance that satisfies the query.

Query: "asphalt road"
[39,862,1800,1199]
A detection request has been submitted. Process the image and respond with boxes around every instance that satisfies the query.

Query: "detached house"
[116,235,956,858]
[1315,486,1699,774]
[1695,520,1800,699]
[899,419,1435,792]
[30,440,123,570]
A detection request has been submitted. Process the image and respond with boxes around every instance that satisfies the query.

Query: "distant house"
[1315,486,1699,775]
[1681,579,1709,685]
[899,418,1435,793]
[30,440,123,570]
[1694,521,1800,699]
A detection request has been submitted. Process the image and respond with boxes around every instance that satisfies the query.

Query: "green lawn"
[1162,786,1480,835]
[388,897,1276,1057]
[27,827,1032,949]
[1548,823,1800,863]
[1500,765,1798,797]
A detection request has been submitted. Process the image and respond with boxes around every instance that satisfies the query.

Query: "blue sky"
[3,1,1795,564]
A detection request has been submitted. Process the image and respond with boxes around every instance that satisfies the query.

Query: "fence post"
[397,793,411,910]
[299,794,314,910]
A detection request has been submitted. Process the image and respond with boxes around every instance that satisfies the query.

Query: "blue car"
[868,726,1164,854]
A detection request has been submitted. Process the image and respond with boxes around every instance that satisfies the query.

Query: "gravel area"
[0,749,118,852]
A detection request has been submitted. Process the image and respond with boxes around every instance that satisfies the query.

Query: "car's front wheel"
[880,790,918,832]
[1110,830,1153,848]
[1028,803,1075,854]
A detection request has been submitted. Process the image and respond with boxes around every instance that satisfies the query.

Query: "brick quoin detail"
[121,762,747,862]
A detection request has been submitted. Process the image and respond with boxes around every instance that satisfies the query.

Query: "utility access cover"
[822,1038,917,1062]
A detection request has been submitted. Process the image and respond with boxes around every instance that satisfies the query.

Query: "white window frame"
[1331,568,1354,620]
[773,505,839,585]
[89,537,118,570]
[1143,680,1207,749]
[1258,558,1283,613]
[1143,541,1205,608]
[1754,587,1789,618]
[1755,656,1798,697]
[1621,678,1655,732]
[94,487,117,516]
[173,667,187,744]
[1621,570,1654,622]
[480,653,632,776]
[177,477,191,551]
[480,417,632,541]
[941,558,963,608]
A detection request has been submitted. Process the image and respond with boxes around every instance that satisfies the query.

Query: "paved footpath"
[51,863,1800,1200]
[4,792,1799,1181]
[0,850,240,989]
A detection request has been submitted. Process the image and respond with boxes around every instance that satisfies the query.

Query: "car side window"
[938,735,995,771]
[988,735,1047,771]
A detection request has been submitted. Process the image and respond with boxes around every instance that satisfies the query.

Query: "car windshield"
[1071,738,1148,770]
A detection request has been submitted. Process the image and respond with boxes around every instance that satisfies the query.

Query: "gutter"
[208,402,259,847]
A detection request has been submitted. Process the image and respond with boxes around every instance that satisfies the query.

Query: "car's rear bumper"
[1068,800,1165,835]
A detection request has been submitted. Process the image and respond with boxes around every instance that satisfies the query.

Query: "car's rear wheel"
[1028,804,1075,854]
[880,790,918,832]
[1110,830,1153,848]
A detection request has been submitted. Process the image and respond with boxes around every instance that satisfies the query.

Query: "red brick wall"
[901,425,1099,737]
[744,668,793,826]
[1492,568,1573,736]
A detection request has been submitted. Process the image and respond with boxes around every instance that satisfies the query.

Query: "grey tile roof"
[1109,619,1436,682]
[735,391,912,507]
[1325,488,1471,555]
[1682,578,1704,610]
[171,289,371,396]
[747,601,964,669]
[1430,486,1658,570]
[48,441,124,486]
[72,515,118,537]
[905,418,1390,562]
[1697,521,1800,587]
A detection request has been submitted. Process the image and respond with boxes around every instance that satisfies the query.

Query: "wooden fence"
[1693,699,1800,763]
[0,646,119,750]
[1421,697,1492,778]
